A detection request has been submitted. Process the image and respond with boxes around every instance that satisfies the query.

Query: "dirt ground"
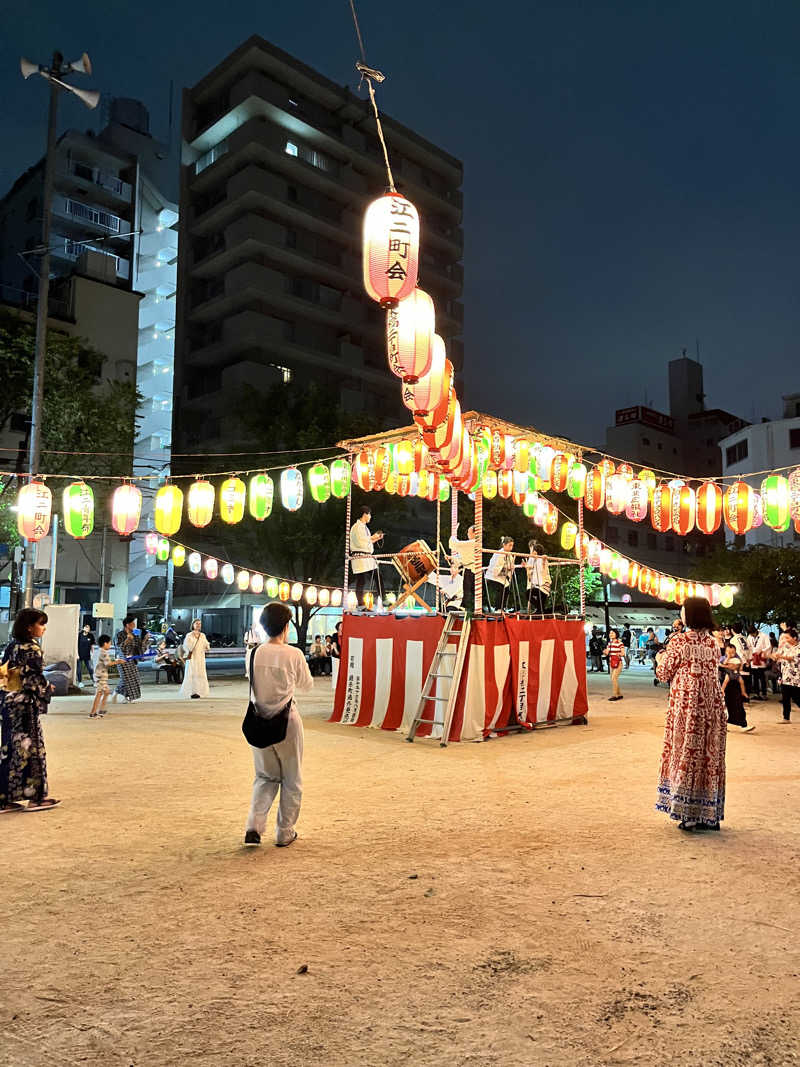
[1,664,799,1067]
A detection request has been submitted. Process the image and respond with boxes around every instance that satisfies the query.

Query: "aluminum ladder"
[405,614,471,747]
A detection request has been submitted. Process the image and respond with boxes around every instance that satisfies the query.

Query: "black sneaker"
[244,829,261,847]
[191,693,200,699]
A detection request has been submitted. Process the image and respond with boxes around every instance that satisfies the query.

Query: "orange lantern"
[413,438,427,473]
[514,440,530,474]
[111,483,142,536]
[638,567,652,595]
[363,192,419,307]
[628,561,640,588]
[16,481,52,542]
[372,447,390,490]
[598,458,615,479]
[278,580,291,602]
[397,474,411,497]
[219,477,246,524]
[584,467,605,511]
[550,453,571,493]
[402,334,446,415]
[186,479,215,528]
[696,481,722,535]
[353,451,375,492]
[489,430,509,470]
[386,288,434,382]
[724,481,755,535]
[396,441,415,475]
[617,463,634,480]
[671,484,696,536]
[650,483,672,533]
[675,580,687,606]
[625,480,648,523]
[543,504,558,535]
[497,469,513,499]
[154,483,183,536]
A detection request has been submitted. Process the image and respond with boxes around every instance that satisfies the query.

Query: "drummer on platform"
[349,506,384,606]
[486,535,516,613]
[448,524,476,612]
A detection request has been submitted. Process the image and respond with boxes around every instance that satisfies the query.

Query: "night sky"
[2,1,799,447]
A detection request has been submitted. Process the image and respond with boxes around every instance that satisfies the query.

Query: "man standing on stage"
[448,524,477,612]
[486,535,516,613]
[349,506,384,607]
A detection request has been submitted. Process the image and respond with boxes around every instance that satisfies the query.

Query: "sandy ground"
[1,664,799,1067]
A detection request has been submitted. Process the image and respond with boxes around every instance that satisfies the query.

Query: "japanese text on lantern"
[386,198,414,282]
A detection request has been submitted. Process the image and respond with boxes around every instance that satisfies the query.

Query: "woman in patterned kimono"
[655,597,726,832]
[0,608,59,813]
[115,615,150,702]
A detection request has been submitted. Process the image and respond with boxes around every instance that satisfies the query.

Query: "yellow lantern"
[396,440,415,475]
[482,470,498,499]
[318,588,331,607]
[291,582,303,602]
[560,522,578,551]
[154,484,184,536]
[250,573,264,595]
[305,585,318,605]
[187,479,215,528]
[237,570,250,591]
[17,481,52,542]
[172,544,186,567]
[111,483,142,536]
[331,589,343,607]
[363,192,419,307]
[220,477,246,524]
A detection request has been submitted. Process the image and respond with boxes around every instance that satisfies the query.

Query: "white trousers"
[331,656,339,690]
[245,710,303,843]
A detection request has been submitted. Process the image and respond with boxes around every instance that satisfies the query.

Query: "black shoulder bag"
[241,648,292,748]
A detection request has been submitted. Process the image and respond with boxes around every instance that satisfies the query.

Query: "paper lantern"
[397,474,411,498]
[676,580,687,606]
[318,588,331,607]
[560,522,578,551]
[515,440,531,474]
[330,459,351,499]
[62,481,94,539]
[221,563,234,585]
[584,467,605,511]
[219,477,246,524]
[628,561,640,588]
[599,548,613,575]
[671,485,696,537]
[16,481,52,542]
[171,544,186,567]
[651,483,672,533]
[305,585,318,605]
[249,473,274,520]
[605,475,630,516]
[625,480,648,523]
[372,447,391,490]
[761,476,790,532]
[724,482,755,535]
[574,533,589,561]
[387,288,434,383]
[353,452,375,492]
[438,480,450,503]
[751,491,763,529]
[617,463,634,480]
[396,441,415,476]
[617,557,630,585]
[550,453,572,493]
[402,334,447,415]
[265,577,279,598]
[204,557,218,580]
[599,459,615,479]
[489,430,508,470]
[710,583,721,607]
[587,540,602,568]
[154,484,183,536]
[536,446,555,483]
[788,467,800,520]
[543,505,558,536]
[278,580,291,601]
[308,463,331,504]
[720,585,734,608]
[638,469,657,496]
[237,570,250,591]
[331,588,343,607]
[476,469,496,500]
[145,531,159,555]
[498,470,513,500]
[280,467,304,511]
[660,576,676,602]
[696,481,722,535]
[638,567,652,595]
[186,479,215,528]
[567,462,587,500]
[522,493,537,518]
[111,483,142,536]
[157,537,170,562]
[290,582,303,602]
[188,552,202,574]
[250,573,264,595]
[363,192,419,307]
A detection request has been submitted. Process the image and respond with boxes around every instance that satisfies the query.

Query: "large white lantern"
[363,192,419,307]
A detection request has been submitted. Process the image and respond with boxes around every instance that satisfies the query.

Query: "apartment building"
[173,35,464,459]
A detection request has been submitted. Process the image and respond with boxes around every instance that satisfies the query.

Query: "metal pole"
[602,574,611,634]
[164,559,174,623]
[435,495,441,614]
[343,463,352,609]
[99,523,108,601]
[48,513,58,601]
[578,496,586,617]
[23,54,61,608]
[473,490,483,616]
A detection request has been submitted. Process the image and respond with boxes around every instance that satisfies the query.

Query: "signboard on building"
[92,602,115,618]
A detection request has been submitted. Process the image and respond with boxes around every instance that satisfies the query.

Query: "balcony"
[139,227,178,259]
[139,294,176,331]
[50,235,130,281]
[61,158,132,202]
[52,195,127,235]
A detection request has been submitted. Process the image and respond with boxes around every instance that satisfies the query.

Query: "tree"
[693,544,800,625]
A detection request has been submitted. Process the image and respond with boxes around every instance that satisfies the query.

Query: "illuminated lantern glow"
[584,467,605,511]
[694,583,708,601]
[396,441,415,475]
[402,335,447,416]
[671,485,696,536]
[237,570,250,591]
[62,481,94,539]
[416,469,429,499]
[625,480,648,523]
[515,440,531,474]
[599,548,613,575]
[186,479,215,528]
[204,557,218,580]
[651,483,672,533]
[567,461,587,500]
[574,533,589,562]
[438,479,450,503]
[387,288,434,383]
[522,493,537,519]
[188,552,202,574]
[331,588,343,607]
[490,430,507,470]
[408,472,420,497]
[425,472,440,502]
[696,481,722,534]
[751,491,763,529]
[609,552,622,581]
[676,580,687,606]
[560,522,578,551]
[372,446,391,490]
[605,474,630,515]
[353,451,375,492]
[720,585,734,608]
[308,463,331,504]
[330,459,351,499]
[265,577,279,598]
[111,483,142,536]
[363,192,419,307]
[724,481,755,535]
[157,537,170,562]
[761,476,790,532]
[788,467,800,520]
[638,469,657,497]
[533,497,549,528]
[221,563,235,585]
[384,472,398,495]
[599,459,615,479]
[543,505,558,536]
[280,467,304,511]
[710,583,721,607]
[318,588,331,607]
[617,557,630,585]
[413,438,427,474]
[250,573,264,595]
[628,561,640,588]
[219,477,246,524]
[249,473,274,520]
[397,474,411,497]
[497,470,513,499]
[617,463,634,480]
[550,453,572,493]
[513,470,528,496]
[154,483,184,536]
[145,532,159,555]
[638,567,652,595]
[588,539,602,567]
[501,436,516,472]
[305,585,318,605]
[536,446,555,483]
[171,544,186,567]
[279,580,291,601]
[291,582,303,602]
[482,470,498,499]
[512,482,526,508]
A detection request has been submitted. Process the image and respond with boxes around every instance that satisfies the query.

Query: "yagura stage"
[330,615,589,743]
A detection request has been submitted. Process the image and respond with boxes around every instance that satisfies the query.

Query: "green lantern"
[265,577,279,598]
[329,459,351,499]
[62,481,94,540]
[308,463,331,503]
[523,493,537,518]
[157,537,170,562]
[761,475,790,532]
[567,461,587,500]
[248,473,274,520]
[438,479,450,503]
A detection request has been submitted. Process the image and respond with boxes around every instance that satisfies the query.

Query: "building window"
[285,141,299,157]
[789,428,800,450]
[194,141,229,175]
[726,439,748,465]
[285,139,332,172]
[641,436,650,446]
[271,363,292,383]
[647,532,657,550]
[627,530,639,547]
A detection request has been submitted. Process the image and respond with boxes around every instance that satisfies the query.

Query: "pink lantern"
[363,193,420,307]
[111,483,142,536]
[386,288,434,383]
[625,480,648,523]
[401,334,447,415]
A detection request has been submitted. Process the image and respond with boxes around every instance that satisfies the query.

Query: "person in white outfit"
[180,619,210,699]
[244,602,313,848]
[486,536,515,613]
[525,539,552,615]
[349,506,383,606]
[448,524,476,612]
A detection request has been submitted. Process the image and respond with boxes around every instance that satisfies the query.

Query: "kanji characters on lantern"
[219,477,246,524]
[386,288,434,382]
[363,193,419,307]
[187,479,215,528]
[248,473,274,520]
[62,481,94,539]
[280,467,304,511]
[17,481,53,542]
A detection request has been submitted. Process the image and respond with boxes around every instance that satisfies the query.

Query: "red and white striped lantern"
[386,288,434,383]
[671,484,696,536]
[651,483,672,533]
[363,193,419,307]
[724,481,755,535]
[550,452,572,493]
[584,467,605,511]
[696,481,722,535]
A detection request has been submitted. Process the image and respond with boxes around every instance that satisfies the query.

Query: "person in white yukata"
[244,602,313,848]
[349,506,383,607]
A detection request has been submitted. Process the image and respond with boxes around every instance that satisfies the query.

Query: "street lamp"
[18,51,98,608]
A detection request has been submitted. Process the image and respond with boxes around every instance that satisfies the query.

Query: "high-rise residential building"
[719,392,800,549]
[603,353,748,576]
[173,35,464,459]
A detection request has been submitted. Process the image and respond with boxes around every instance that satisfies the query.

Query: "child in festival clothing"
[720,642,754,733]
[89,635,115,718]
